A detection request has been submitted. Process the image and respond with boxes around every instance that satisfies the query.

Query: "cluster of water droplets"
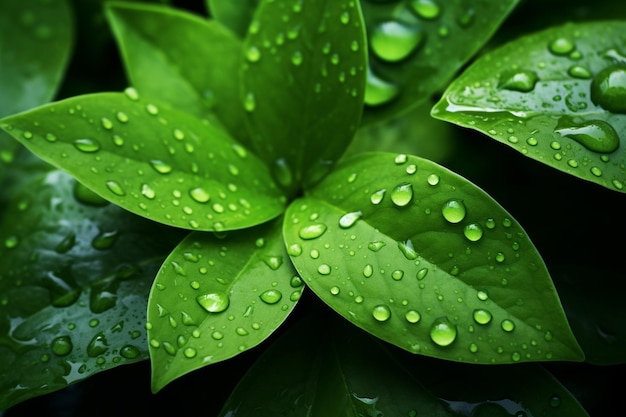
[147,237,301,361]
[364,0,476,107]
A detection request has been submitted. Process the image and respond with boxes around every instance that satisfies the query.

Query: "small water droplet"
[405,310,421,323]
[291,50,303,66]
[427,174,440,186]
[116,112,129,123]
[390,183,413,207]
[368,241,386,252]
[568,65,591,79]
[363,264,374,278]
[55,232,76,253]
[196,292,230,313]
[372,305,391,322]
[441,199,466,223]
[87,332,109,357]
[101,117,114,130]
[150,160,173,174]
[391,270,404,280]
[243,92,256,112]
[330,286,340,295]
[73,138,101,153]
[473,309,492,325]
[318,264,331,275]
[120,345,140,359]
[548,37,575,55]
[259,289,282,304]
[246,45,261,62]
[430,317,457,347]
[339,211,362,228]
[549,395,561,408]
[263,256,283,270]
[498,69,538,92]
[124,87,139,100]
[416,268,428,280]
[370,21,424,62]
[92,230,119,250]
[298,224,327,239]
[189,187,210,203]
[370,189,386,205]
[501,319,515,332]
[105,181,126,196]
[555,117,619,153]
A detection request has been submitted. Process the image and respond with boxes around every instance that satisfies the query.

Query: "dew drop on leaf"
[501,319,516,332]
[196,292,230,313]
[51,335,73,356]
[370,189,386,205]
[259,289,282,304]
[105,180,126,196]
[338,210,362,228]
[548,37,575,55]
[554,117,620,153]
[87,332,109,357]
[372,305,391,322]
[370,21,424,62]
[120,345,140,359]
[364,68,399,106]
[498,69,539,92]
[390,182,413,207]
[429,317,457,347]
[473,309,493,325]
[463,222,483,241]
[149,160,173,174]
[298,224,328,240]
[405,310,421,323]
[590,64,626,114]
[441,199,466,223]
[409,0,441,20]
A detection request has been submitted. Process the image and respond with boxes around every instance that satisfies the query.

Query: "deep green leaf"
[0,0,73,117]
[241,0,367,193]
[105,2,251,146]
[554,266,626,365]
[432,21,626,193]
[360,0,519,124]
[148,219,300,392]
[283,152,584,364]
[0,92,286,231]
[207,0,258,38]
[219,313,588,417]
[0,155,183,410]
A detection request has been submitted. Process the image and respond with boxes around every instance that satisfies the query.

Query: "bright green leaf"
[0,92,286,231]
[241,0,367,194]
[432,21,626,193]
[284,152,584,364]
[148,219,300,392]
[207,0,258,38]
[360,0,519,124]
[0,0,73,117]
[105,2,250,146]
[0,155,183,410]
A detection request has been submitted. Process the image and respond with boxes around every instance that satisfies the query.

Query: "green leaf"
[219,313,588,417]
[0,92,286,231]
[148,219,300,392]
[0,0,73,117]
[0,155,183,410]
[432,21,626,193]
[207,0,259,38]
[241,0,367,193]
[360,0,519,124]
[105,2,251,146]
[283,152,584,364]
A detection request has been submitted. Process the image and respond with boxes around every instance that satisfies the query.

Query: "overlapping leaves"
[432,21,626,193]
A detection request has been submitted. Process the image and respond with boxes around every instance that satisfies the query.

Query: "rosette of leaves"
[0,0,586,413]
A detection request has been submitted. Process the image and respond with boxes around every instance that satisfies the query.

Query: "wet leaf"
[241,0,367,194]
[432,21,626,193]
[219,313,588,417]
[148,219,300,392]
[359,0,519,124]
[105,2,251,146]
[0,155,183,410]
[0,92,286,232]
[283,152,584,364]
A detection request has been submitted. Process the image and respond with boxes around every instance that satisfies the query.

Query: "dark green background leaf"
[105,2,251,146]
[432,21,626,193]
[206,0,258,38]
[241,0,367,193]
[0,154,183,410]
[284,152,583,364]
[0,92,286,231]
[148,219,300,392]
[219,312,588,417]
[360,0,519,124]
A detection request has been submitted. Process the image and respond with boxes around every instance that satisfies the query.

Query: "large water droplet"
[405,310,421,323]
[196,292,230,313]
[498,69,538,92]
[463,223,483,241]
[51,335,73,356]
[189,187,211,203]
[441,199,466,223]
[590,65,626,114]
[339,211,362,228]
[370,21,424,62]
[73,138,101,153]
[430,316,457,347]
[410,0,441,19]
[555,117,619,153]
[259,289,282,304]
[87,332,109,357]
[298,224,327,240]
[365,68,399,106]
[372,305,391,322]
[548,37,575,55]
[473,309,493,325]
[390,183,413,207]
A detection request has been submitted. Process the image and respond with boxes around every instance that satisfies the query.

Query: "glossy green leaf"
[360,0,519,124]
[0,155,183,410]
[241,0,367,194]
[207,0,258,38]
[432,21,626,193]
[148,219,300,392]
[0,92,286,231]
[105,2,251,146]
[0,0,73,117]
[220,313,588,417]
[283,152,583,364]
